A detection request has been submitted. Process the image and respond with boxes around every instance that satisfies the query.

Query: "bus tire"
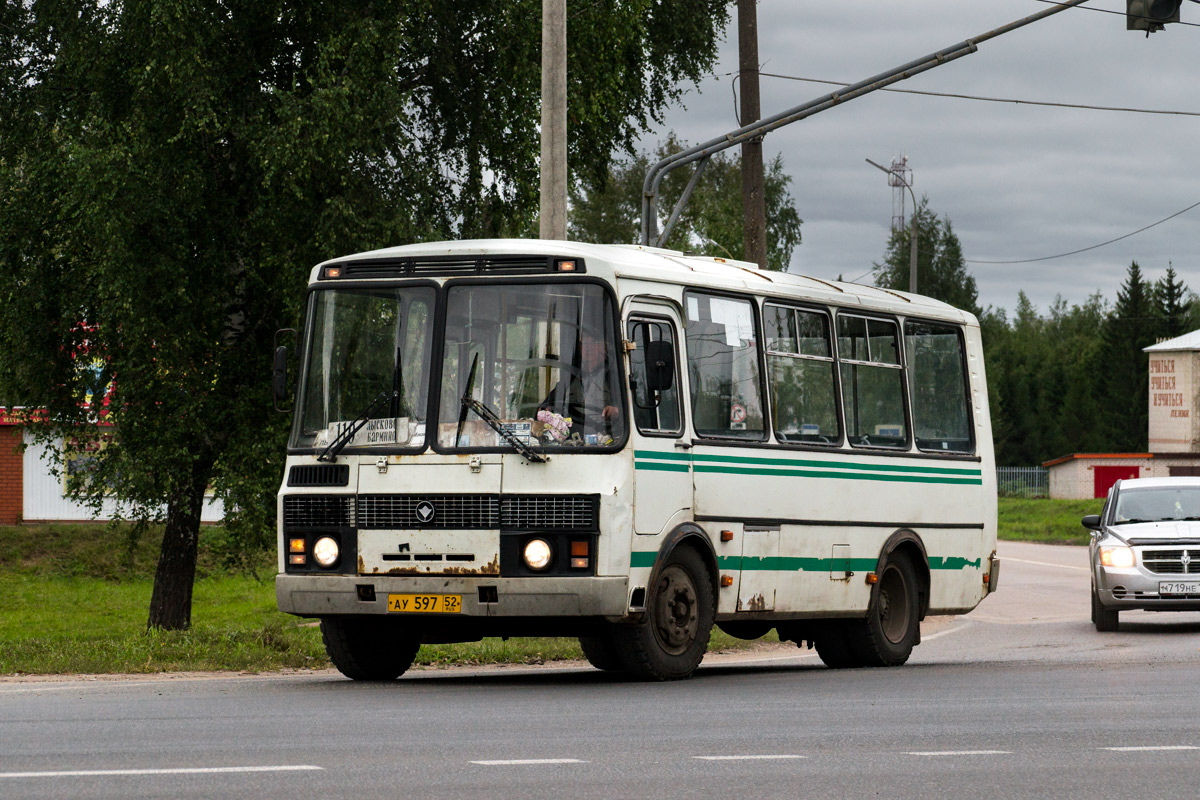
[847,550,921,667]
[1092,586,1119,632]
[578,631,627,672]
[615,546,714,681]
[814,623,864,669]
[320,617,420,681]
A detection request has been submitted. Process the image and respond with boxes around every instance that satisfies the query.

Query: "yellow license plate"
[387,593,462,614]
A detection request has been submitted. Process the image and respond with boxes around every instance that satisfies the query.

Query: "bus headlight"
[523,538,553,571]
[313,536,340,568]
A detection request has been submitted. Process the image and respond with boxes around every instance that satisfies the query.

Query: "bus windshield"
[437,282,625,451]
[293,286,435,450]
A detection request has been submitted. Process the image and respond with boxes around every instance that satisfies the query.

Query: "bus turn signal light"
[720,530,734,542]
[865,572,878,584]
[289,538,306,553]
[720,575,733,588]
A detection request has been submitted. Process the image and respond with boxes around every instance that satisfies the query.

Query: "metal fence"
[996,466,1049,498]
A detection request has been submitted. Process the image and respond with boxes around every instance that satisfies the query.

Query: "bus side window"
[684,293,766,440]
[838,314,908,449]
[765,304,840,445]
[627,319,682,436]
[904,320,973,453]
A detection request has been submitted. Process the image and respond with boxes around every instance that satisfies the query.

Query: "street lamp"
[866,158,918,295]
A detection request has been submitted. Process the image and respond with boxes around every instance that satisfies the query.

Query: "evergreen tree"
[1153,264,1193,341]
[1098,262,1157,452]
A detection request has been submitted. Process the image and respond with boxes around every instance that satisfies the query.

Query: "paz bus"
[274,239,998,681]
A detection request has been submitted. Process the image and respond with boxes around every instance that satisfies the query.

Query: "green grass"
[0,523,764,675]
[997,496,1103,546]
[2,499,1089,676]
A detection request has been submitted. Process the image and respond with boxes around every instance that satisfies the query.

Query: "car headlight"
[523,538,553,571]
[1099,545,1135,568]
[312,536,340,568]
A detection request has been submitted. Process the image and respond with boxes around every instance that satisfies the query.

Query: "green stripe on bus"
[633,462,690,473]
[691,464,982,485]
[689,452,981,477]
[631,552,980,571]
[633,450,693,462]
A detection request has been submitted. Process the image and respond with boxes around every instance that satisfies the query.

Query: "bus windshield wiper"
[319,350,404,463]
[317,390,390,462]
[457,353,548,463]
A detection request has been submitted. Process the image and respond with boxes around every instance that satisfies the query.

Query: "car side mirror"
[1081,514,1101,531]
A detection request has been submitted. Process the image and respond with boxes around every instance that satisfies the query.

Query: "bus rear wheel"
[616,547,714,681]
[847,551,921,667]
[320,617,420,681]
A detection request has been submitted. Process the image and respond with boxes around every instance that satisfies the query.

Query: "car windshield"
[1113,486,1200,523]
[437,282,625,451]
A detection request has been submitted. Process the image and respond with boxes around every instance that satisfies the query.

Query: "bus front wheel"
[616,546,714,680]
[320,617,420,681]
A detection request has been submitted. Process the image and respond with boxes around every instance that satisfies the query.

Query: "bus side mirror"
[273,328,297,412]
[644,339,675,392]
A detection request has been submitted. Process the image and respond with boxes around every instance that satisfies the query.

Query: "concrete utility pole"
[737,0,767,269]
[539,0,568,240]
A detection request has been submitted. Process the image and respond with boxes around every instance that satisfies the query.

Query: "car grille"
[356,494,599,530]
[1140,548,1200,575]
[283,495,355,528]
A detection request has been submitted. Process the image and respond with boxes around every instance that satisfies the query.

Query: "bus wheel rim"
[653,565,698,655]
[879,564,911,644]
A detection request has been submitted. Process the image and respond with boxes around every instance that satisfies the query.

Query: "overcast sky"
[638,0,1199,315]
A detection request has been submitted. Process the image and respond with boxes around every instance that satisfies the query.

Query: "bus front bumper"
[276,573,631,620]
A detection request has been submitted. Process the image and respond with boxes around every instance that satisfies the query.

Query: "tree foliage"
[0,0,730,629]
[569,134,803,271]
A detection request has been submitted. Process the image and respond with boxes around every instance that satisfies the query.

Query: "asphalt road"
[2,541,1199,800]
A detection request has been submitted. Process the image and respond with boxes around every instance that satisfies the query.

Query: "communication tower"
[889,155,913,232]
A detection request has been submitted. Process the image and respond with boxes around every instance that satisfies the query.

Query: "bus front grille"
[283,495,355,528]
[356,494,599,531]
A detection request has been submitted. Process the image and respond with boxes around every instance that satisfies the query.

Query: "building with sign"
[1044,330,1200,499]
[0,410,223,524]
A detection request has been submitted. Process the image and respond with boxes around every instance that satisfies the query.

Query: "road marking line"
[0,766,324,779]
[470,759,587,766]
[1103,746,1198,752]
[906,750,1011,756]
[694,755,806,761]
[1002,557,1089,572]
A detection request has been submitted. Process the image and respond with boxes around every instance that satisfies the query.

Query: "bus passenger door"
[626,307,691,535]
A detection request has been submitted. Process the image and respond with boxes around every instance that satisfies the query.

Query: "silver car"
[1084,477,1200,632]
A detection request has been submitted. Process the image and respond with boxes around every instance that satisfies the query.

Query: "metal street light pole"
[866,158,918,295]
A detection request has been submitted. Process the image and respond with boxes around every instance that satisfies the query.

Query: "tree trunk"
[147,461,212,630]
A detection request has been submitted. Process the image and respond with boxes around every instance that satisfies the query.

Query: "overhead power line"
[756,73,1200,118]
[966,199,1200,265]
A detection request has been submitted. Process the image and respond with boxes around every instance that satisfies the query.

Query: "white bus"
[275,239,997,681]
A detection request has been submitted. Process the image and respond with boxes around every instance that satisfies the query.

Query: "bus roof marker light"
[556,259,577,272]
[323,266,342,279]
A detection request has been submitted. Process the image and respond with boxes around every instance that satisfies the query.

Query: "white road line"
[906,750,1011,756]
[1002,557,1089,572]
[1103,746,1198,752]
[693,755,806,761]
[470,759,587,766]
[0,766,324,779]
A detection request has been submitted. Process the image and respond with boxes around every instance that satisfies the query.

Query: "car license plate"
[387,593,462,613]
[1158,581,1200,596]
